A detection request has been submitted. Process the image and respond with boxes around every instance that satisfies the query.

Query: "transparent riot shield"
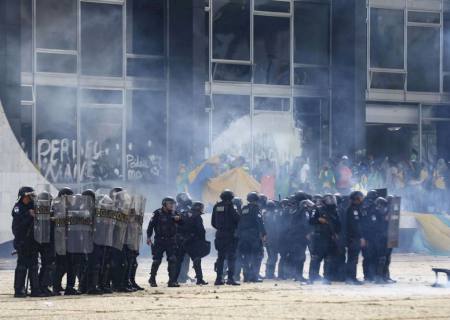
[34,192,53,244]
[125,195,147,252]
[387,196,401,249]
[66,195,94,254]
[93,194,115,247]
[52,196,67,256]
[111,191,131,250]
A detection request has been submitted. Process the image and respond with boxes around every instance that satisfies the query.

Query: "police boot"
[52,265,65,295]
[149,261,160,287]
[29,267,47,297]
[214,259,225,285]
[375,258,388,284]
[265,264,275,280]
[40,263,55,296]
[14,266,27,298]
[87,267,103,295]
[129,262,144,290]
[226,263,240,286]
[295,262,308,282]
[99,264,113,294]
[193,259,208,285]
[167,259,180,287]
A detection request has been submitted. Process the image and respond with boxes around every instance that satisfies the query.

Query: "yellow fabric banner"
[202,167,261,204]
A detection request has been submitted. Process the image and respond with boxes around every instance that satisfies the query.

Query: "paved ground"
[0,254,450,319]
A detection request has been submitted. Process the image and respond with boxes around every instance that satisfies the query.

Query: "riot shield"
[34,192,52,244]
[111,191,131,250]
[387,196,401,248]
[125,195,147,251]
[66,195,94,254]
[93,194,115,247]
[52,196,67,256]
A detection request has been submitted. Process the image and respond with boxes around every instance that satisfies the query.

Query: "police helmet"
[247,192,259,203]
[162,196,176,207]
[37,191,52,201]
[220,189,234,201]
[109,187,124,199]
[176,192,193,207]
[322,194,337,207]
[266,200,276,210]
[294,190,308,202]
[18,186,35,200]
[82,189,96,201]
[58,187,74,197]
[366,190,378,200]
[191,201,205,214]
[232,197,243,208]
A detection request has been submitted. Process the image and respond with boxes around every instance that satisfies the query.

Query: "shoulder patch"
[14,206,19,213]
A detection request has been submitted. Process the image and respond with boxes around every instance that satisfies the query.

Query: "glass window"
[21,0,32,72]
[370,72,405,90]
[127,57,165,78]
[36,0,77,50]
[212,94,251,159]
[212,0,250,61]
[443,12,450,72]
[36,53,77,73]
[370,8,404,69]
[126,90,166,183]
[35,86,77,183]
[254,15,290,85]
[81,89,123,105]
[212,63,251,82]
[254,97,290,111]
[254,0,290,13]
[408,11,440,24]
[81,2,123,77]
[294,2,330,66]
[126,0,165,55]
[407,26,440,92]
[294,66,329,87]
[19,105,33,159]
[80,107,123,182]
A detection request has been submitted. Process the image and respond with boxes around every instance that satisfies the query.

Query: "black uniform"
[175,209,207,284]
[211,200,240,284]
[277,205,291,279]
[263,205,281,279]
[237,203,266,282]
[285,206,310,281]
[360,200,377,281]
[344,204,363,282]
[308,204,341,283]
[12,201,42,297]
[147,208,181,285]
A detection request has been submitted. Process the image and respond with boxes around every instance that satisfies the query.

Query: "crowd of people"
[178,153,449,214]
[11,183,396,298]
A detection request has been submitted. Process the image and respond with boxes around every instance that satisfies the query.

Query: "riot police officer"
[277,198,291,279]
[308,194,341,284]
[361,190,378,282]
[82,189,104,295]
[34,190,55,296]
[109,187,133,293]
[263,200,281,279]
[52,187,75,295]
[147,197,182,287]
[211,190,240,285]
[373,197,390,284]
[12,187,46,297]
[175,192,193,284]
[237,192,266,283]
[175,201,209,285]
[344,191,365,285]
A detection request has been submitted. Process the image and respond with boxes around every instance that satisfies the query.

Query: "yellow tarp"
[202,167,261,205]
[188,156,221,184]
[413,213,450,253]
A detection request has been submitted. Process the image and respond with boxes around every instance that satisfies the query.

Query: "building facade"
[0,0,449,192]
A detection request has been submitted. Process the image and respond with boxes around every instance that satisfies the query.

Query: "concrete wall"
[0,99,57,243]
